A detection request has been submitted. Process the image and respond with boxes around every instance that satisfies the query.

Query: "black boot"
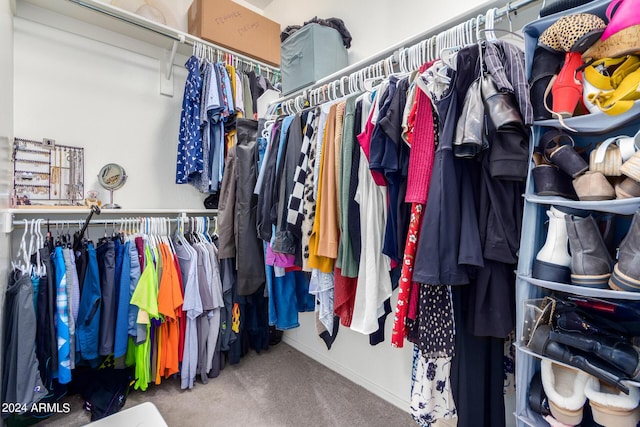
[553,309,627,341]
[528,324,630,394]
[549,330,640,381]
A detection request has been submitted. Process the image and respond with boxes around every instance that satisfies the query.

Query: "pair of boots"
[533,207,640,290]
[533,206,613,287]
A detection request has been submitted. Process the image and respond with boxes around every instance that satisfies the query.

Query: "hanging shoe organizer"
[516,0,640,425]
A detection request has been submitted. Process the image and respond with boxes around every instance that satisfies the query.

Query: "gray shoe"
[565,214,614,288]
[610,210,640,292]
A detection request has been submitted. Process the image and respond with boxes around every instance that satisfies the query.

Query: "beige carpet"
[43,343,415,427]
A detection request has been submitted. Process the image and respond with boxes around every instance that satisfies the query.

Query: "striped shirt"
[484,40,534,126]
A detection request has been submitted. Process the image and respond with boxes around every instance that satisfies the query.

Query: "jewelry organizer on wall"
[12,137,84,207]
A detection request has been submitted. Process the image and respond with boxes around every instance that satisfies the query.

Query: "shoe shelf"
[519,275,640,300]
[515,343,640,388]
[533,102,640,135]
[524,194,640,215]
[515,412,546,427]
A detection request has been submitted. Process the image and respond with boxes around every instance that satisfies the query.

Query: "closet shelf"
[518,275,640,300]
[17,0,280,72]
[524,194,640,215]
[515,343,640,387]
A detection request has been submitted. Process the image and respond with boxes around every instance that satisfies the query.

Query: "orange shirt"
[308,105,338,273]
[157,243,184,382]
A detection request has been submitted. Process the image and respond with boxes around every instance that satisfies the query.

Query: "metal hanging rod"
[11,216,215,227]
[66,0,281,75]
[270,0,540,108]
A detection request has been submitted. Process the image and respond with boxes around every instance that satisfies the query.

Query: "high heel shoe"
[545,52,585,120]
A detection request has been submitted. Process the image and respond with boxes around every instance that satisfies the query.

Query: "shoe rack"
[516,0,640,425]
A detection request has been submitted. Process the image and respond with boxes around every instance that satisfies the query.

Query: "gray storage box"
[281,23,348,95]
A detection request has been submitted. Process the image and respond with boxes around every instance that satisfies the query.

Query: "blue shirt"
[114,240,130,359]
[76,243,102,362]
[176,56,204,184]
[127,240,141,338]
[54,246,71,383]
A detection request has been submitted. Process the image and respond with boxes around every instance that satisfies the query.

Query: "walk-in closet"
[2,0,640,426]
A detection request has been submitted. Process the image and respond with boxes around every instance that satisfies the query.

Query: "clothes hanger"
[174,215,187,247]
[329,81,338,101]
[340,76,349,97]
[198,217,208,243]
[165,218,177,254]
[349,72,358,95]
[361,61,383,92]
[475,13,485,45]
[12,219,29,274]
[399,48,408,73]
[295,94,306,112]
[194,217,203,244]
[407,46,416,71]
[27,219,36,268]
[485,7,498,41]
[35,219,44,277]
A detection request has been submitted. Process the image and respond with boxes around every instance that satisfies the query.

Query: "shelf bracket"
[1,211,14,234]
[160,36,183,97]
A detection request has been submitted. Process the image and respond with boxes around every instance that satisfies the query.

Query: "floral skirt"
[411,346,457,426]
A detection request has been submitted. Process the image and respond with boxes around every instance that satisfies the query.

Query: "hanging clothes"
[235,119,266,296]
[97,240,116,357]
[76,243,101,363]
[53,247,71,384]
[175,236,201,390]
[129,243,159,391]
[35,245,55,390]
[176,54,276,193]
[156,242,184,380]
[113,239,131,361]
[2,272,49,416]
[350,129,391,335]
[176,56,204,185]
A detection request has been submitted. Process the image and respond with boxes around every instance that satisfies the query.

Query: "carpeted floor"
[43,343,415,427]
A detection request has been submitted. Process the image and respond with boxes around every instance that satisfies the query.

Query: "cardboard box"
[188,0,281,66]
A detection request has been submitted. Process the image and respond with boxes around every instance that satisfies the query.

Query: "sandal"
[542,129,589,177]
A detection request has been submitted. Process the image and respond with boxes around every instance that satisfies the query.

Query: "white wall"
[262,0,496,63]
[0,0,14,210]
[284,293,414,410]
[0,0,14,404]
[13,7,205,210]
